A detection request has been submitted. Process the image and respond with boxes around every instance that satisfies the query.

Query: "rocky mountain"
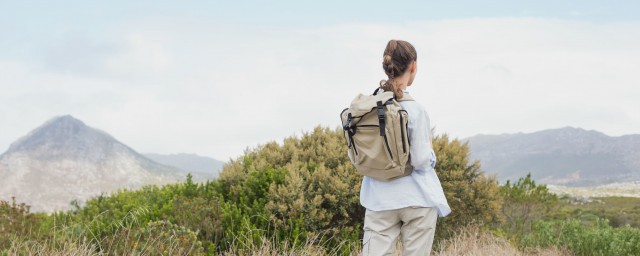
[0,115,186,212]
[144,153,224,179]
[464,127,640,186]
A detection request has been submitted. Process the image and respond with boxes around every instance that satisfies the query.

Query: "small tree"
[500,173,558,236]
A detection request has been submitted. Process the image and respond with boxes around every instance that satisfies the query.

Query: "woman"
[360,40,451,256]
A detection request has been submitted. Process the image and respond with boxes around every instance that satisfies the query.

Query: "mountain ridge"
[464,126,640,186]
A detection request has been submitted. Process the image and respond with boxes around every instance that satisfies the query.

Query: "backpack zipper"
[382,134,393,160]
[398,110,407,154]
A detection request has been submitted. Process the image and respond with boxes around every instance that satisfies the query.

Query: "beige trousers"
[362,207,438,256]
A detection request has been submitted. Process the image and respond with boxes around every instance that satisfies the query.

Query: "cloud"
[1,18,639,160]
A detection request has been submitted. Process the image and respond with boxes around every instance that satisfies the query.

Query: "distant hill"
[144,153,224,179]
[464,127,640,186]
[0,115,188,212]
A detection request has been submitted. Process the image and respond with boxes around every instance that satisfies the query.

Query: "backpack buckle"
[376,101,385,136]
[343,113,352,131]
[376,101,385,120]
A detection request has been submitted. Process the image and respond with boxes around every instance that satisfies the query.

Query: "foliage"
[103,220,204,255]
[550,196,640,228]
[432,134,503,241]
[500,173,558,235]
[15,126,638,256]
[216,127,363,253]
[1,126,506,254]
[433,224,570,256]
[217,127,503,252]
[0,197,45,249]
[522,218,640,256]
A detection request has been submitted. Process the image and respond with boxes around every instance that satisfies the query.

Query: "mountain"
[464,127,640,186]
[144,153,224,179]
[0,115,186,212]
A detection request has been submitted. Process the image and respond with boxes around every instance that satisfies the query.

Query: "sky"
[1,1,639,161]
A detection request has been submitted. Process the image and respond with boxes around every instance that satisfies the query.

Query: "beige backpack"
[340,88,413,181]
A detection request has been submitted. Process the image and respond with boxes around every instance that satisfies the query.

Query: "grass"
[432,225,569,256]
[551,196,640,228]
[4,223,573,256]
[3,207,204,256]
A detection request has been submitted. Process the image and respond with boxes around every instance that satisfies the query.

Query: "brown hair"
[379,40,417,99]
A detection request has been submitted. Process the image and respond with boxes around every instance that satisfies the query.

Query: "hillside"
[464,127,640,186]
[0,115,186,212]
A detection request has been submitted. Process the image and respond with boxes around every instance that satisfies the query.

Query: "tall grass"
[4,207,203,256]
[6,222,573,256]
[433,225,570,256]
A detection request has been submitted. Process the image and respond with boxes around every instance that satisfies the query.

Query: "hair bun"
[383,54,392,65]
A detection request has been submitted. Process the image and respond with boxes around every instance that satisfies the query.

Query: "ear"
[411,61,417,74]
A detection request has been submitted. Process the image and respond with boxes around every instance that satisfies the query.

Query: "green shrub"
[216,127,362,254]
[522,218,640,256]
[499,173,558,236]
[0,197,45,250]
[432,134,503,242]
[216,127,503,252]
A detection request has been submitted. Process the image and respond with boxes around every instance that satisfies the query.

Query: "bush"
[500,173,558,236]
[522,218,640,256]
[216,127,503,252]
[216,127,362,253]
[432,134,503,242]
[0,197,44,249]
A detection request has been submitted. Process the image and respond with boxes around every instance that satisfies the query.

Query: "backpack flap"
[348,91,395,117]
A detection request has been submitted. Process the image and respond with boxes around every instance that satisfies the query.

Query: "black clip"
[343,113,352,131]
[376,101,385,136]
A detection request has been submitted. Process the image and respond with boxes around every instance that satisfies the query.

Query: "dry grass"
[345,225,571,256]
[220,229,357,256]
[5,224,572,256]
[433,225,570,256]
[7,239,97,256]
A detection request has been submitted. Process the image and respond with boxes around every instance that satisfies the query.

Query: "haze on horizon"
[1,1,639,160]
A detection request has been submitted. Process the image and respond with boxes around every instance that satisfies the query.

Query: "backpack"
[340,88,414,181]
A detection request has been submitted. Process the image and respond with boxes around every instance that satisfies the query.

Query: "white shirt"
[359,93,452,217]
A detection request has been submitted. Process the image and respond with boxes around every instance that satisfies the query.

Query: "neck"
[394,71,411,91]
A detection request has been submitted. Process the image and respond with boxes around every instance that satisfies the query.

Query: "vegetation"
[1,126,639,255]
[500,173,558,236]
[432,134,502,241]
[551,196,640,228]
[522,218,640,256]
